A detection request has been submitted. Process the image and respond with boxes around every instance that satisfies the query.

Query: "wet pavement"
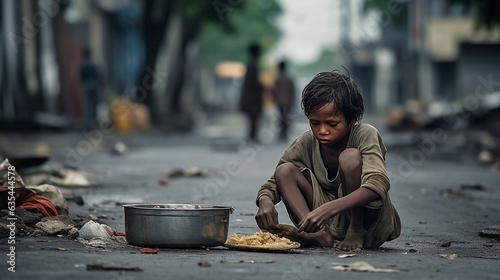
[1,110,499,279]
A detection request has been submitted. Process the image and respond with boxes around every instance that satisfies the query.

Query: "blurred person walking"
[79,47,103,128]
[272,61,296,141]
[240,43,264,142]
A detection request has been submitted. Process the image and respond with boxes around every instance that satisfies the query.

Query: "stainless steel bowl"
[123,204,233,248]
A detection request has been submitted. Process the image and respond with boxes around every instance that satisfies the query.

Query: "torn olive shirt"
[256,123,401,248]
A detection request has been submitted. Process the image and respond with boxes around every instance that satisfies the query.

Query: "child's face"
[308,102,350,146]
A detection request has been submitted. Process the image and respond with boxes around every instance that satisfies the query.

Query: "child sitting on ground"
[255,70,401,250]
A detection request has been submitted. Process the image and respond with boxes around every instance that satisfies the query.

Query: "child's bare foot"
[334,228,365,251]
[273,224,336,247]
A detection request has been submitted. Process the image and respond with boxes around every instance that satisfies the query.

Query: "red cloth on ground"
[0,186,58,217]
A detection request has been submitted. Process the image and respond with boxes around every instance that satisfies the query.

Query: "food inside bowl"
[226,230,300,248]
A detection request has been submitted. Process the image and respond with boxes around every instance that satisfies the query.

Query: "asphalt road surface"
[1,113,499,280]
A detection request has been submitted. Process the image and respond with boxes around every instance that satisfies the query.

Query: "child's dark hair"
[301,70,365,124]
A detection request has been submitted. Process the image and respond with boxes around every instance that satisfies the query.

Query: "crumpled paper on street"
[77,220,127,249]
[329,261,407,272]
[78,220,113,238]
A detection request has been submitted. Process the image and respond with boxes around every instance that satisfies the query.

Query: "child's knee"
[339,148,362,174]
[275,162,298,178]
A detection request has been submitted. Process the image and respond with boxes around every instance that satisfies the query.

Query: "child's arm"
[255,131,316,232]
[255,132,313,231]
[255,196,279,231]
[254,171,282,232]
[298,187,380,233]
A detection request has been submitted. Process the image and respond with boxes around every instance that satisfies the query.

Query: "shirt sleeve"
[255,132,312,206]
[354,125,390,206]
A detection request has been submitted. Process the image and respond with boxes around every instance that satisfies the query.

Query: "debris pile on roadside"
[386,93,500,168]
[0,158,117,243]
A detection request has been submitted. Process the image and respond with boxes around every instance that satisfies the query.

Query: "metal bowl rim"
[123,203,234,212]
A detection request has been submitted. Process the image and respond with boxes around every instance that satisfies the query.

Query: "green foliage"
[362,0,408,27]
[180,0,237,37]
[197,0,282,67]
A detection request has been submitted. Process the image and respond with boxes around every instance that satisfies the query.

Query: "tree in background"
[198,0,282,68]
[136,0,282,126]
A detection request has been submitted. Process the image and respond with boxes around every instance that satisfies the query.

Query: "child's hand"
[297,203,334,233]
[255,196,279,232]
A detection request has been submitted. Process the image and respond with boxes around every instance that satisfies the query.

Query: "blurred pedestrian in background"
[240,43,264,142]
[272,61,296,141]
[79,47,103,128]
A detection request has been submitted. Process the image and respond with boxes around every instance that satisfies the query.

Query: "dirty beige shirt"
[256,123,401,247]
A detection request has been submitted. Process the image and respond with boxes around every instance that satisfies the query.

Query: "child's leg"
[274,163,335,247]
[249,114,259,141]
[336,148,377,250]
[274,163,313,226]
